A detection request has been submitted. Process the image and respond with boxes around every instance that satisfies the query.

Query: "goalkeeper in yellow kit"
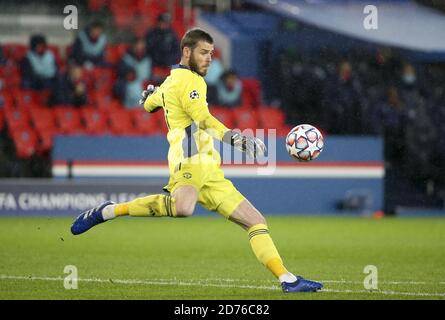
[71,28,322,293]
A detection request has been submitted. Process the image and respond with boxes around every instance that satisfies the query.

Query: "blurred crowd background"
[0,0,444,213]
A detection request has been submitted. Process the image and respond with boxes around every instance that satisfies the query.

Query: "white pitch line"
[203,279,430,285]
[126,277,433,285]
[322,288,445,297]
[0,275,433,285]
[0,275,278,291]
[1,275,445,297]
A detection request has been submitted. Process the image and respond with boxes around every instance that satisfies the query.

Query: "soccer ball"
[286,124,324,161]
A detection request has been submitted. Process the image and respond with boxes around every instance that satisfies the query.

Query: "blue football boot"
[71,201,115,235]
[281,276,323,293]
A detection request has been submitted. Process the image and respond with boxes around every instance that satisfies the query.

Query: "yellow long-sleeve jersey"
[144,64,230,174]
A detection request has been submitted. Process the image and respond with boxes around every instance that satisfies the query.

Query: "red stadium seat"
[110,1,138,30]
[0,109,4,131]
[5,107,31,133]
[30,107,57,132]
[35,126,58,155]
[0,91,14,109]
[209,106,235,129]
[3,44,28,63]
[81,108,110,135]
[113,11,132,29]
[131,17,153,38]
[108,109,139,135]
[0,65,5,77]
[241,78,262,108]
[92,67,116,93]
[105,44,130,65]
[13,89,35,106]
[94,93,122,111]
[277,124,293,137]
[13,89,42,108]
[11,127,38,159]
[232,107,259,131]
[131,108,160,135]
[152,66,171,80]
[54,107,83,134]
[257,106,286,129]
[88,0,109,11]
[0,65,21,89]
[136,0,167,17]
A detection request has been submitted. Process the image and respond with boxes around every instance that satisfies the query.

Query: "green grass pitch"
[0,215,444,300]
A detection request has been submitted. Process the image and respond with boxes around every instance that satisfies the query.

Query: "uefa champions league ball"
[286,124,324,162]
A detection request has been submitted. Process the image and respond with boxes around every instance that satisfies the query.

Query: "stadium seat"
[241,78,262,108]
[0,91,14,109]
[3,44,28,63]
[0,65,21,89]
[11,127,38,159]
[54,107,83,134]
[110,0,138,29]
[0,65,6,88]
[88,0,109,12]
[0,109,4,131]
[258,106,286,129]
[131,108,160,135]
[13,89,41,108]
[81,108,110,135]
[92,67,116,93]
[152,66,171,80]
[105,44,130,65]
[93,93,122,111]
[30,107,57,133]
[5,107,31,133]
[232,107,259,131]
[108,109,139,135]
[130,16,153,38]
[276,124,293,137]
[209,106,235,129]
[136,0,167,16]
[113,11,133,29]
[35,126,57,155]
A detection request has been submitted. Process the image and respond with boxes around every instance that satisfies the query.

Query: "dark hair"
[180,28,213,53]
[89,20,104,29]
[157,12,171,23]
[30,34,47,50]
[221,69,237,81]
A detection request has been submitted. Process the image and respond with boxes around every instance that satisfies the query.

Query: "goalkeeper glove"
[223,130,267,159]
[139,84,158,105]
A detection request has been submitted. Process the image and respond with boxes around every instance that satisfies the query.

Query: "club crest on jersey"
[189,90,199,100]
[183,172,192,179]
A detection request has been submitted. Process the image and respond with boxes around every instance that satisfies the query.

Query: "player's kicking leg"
[228,199,323,293]
[70,186,198,235]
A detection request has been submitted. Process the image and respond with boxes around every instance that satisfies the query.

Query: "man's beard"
[189,53,207,77]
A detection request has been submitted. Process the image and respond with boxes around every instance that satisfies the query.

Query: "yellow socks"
[114,194,176,217]
[114,203,129,216]
[248,224,288,278]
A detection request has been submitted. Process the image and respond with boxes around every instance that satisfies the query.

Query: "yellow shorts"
[164,163,245,218]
